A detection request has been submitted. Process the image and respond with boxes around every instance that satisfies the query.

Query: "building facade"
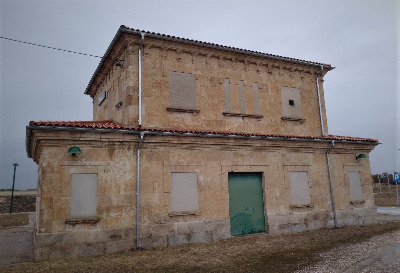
[26,26,378,261]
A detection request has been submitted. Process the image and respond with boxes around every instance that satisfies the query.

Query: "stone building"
[26,25,378,260]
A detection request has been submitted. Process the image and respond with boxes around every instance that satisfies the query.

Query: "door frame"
[221,165,269,235]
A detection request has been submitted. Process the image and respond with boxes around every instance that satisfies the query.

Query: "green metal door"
[228,172,266,236]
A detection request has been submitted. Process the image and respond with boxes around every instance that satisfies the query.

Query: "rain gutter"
[326,140,338,228]
[316,65,325,136]
[136,131,144,249]
[25,125,379,159]
[138,32,145,127]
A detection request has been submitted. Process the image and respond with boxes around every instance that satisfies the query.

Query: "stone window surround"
[222,79,263,119]
[163,163,203,217]
[61,161,108,225]
[167,71,199,113]
[343,164,365,205]
[281,86,305,123]
[283,165,314,208]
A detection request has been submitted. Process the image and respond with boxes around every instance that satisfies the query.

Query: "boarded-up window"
[69,174,98,218]
[170,172,198,212]
[281,87,303,118]
[349,171,363,201]
[289,171,311,205]
[168,72,197,110]
[223,79,261,116]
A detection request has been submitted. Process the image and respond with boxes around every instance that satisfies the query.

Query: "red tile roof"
[28,120,378,143]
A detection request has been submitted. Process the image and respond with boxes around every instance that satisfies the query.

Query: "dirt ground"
[1,186,399,272]
[3,222,400,273]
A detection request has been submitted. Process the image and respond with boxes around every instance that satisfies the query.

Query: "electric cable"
[0,36,121,61]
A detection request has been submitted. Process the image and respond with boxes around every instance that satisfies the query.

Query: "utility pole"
[9,163,19,214]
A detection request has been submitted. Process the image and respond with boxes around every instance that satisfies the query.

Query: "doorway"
[228,172,266,236]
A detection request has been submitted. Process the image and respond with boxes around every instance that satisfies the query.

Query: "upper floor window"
[167,71,199,113]
[281,87,304,121]
[222,79,262,119]
[97,91,106,106]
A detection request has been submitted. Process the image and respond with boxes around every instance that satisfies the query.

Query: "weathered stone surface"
[78,244,105,257]
[140,236,167,249]
[189,231,212,244]
[27,28,380,261]
[168,234,189,246]
[105,239,135,254]
[35,233,63,247]
[291,223,308,233]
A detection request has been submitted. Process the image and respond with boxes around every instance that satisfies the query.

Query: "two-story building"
[26,25,378,261]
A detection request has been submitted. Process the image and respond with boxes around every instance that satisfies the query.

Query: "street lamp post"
[9,163,19,214]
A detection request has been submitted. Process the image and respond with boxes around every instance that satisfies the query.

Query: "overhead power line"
[0,36,118,61]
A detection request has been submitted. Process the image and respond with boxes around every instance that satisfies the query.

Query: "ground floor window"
[69,173,98,218]
[289,171,311,205]
[170,172,199,212]
[349,171,363,201]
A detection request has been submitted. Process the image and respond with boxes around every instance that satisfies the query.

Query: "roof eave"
[26,124,379,146]
[84,27,125,97]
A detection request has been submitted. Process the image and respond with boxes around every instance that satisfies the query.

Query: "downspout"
[136,131,145,249]
[138,32,145,127]
[316,65,325,136]
[326,140,338,228]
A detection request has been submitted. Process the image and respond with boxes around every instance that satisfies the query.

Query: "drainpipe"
[316,65,324,136]
[326,140,338,228]
[136,131,145,249]
[138,32,145,127]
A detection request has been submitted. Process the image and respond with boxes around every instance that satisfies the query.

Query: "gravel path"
[295,229,400,273]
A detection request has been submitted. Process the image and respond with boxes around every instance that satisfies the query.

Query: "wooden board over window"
[168,71,197,111]
[69,173,98,219]
[170,172,199,212]
[289,171,311,205]
[349,171,363,201]
[281,87,303,119]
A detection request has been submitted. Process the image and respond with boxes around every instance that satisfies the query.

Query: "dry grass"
[5,223,400,273]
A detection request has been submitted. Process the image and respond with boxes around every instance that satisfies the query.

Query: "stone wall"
[34,219,230,260]
[29,129,377,260]
[89,34,330,137]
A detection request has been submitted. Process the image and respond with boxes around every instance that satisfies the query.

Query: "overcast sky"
[0,0,399,190]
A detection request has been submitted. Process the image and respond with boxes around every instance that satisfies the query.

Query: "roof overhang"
[26,121,379,160]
